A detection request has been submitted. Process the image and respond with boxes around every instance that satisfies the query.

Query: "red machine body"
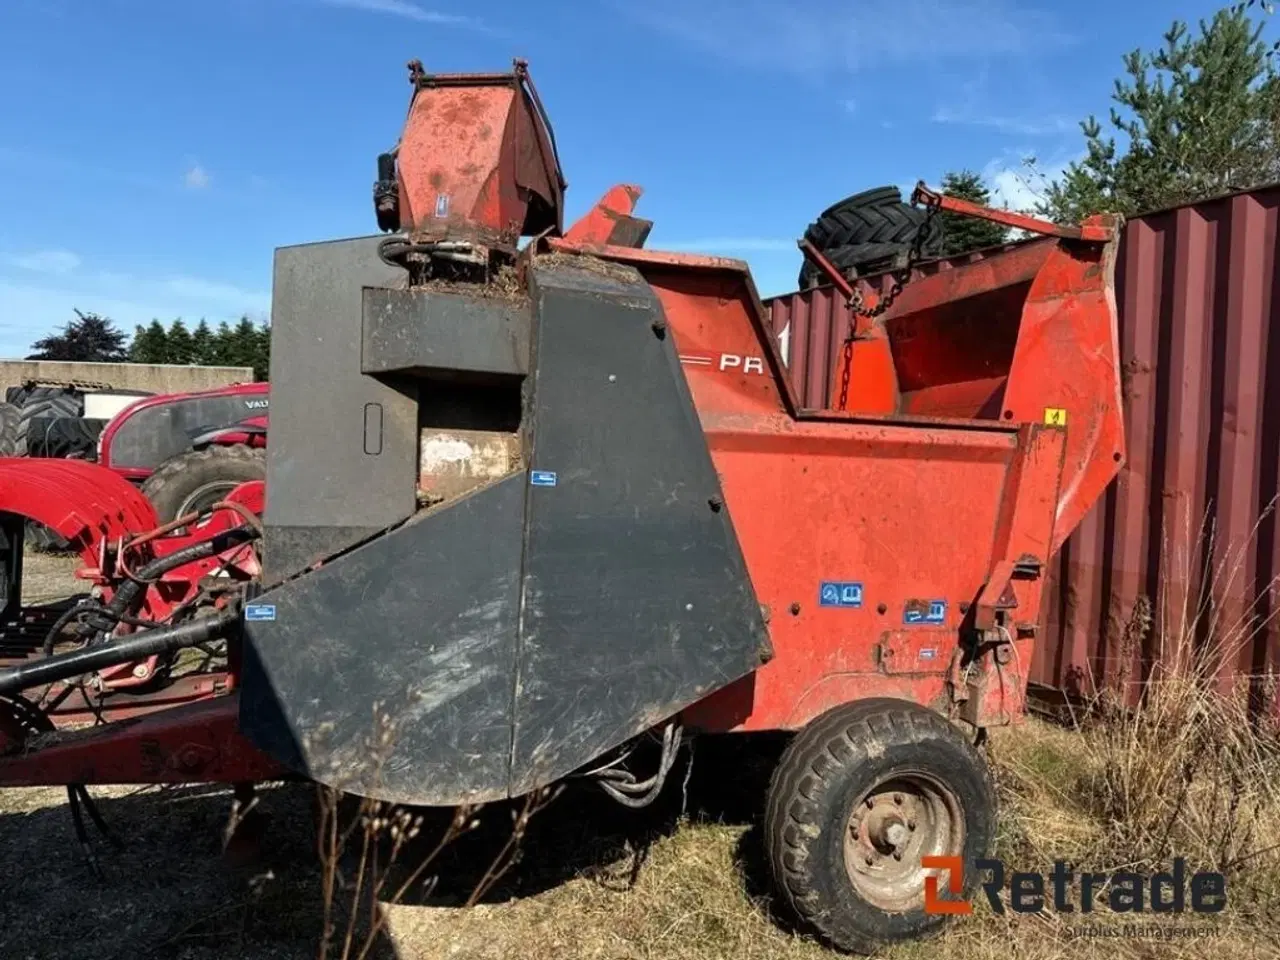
[97,381,269,482]
[0,61,1123,805]
[543,212,1122,735]
[0,63,1129,954]
[0,457,261,729]
[388,59,565,250]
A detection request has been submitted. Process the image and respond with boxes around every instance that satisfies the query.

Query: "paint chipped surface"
[419,427,523,504]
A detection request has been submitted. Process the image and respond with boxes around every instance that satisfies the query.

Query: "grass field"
[2,555,1278,960]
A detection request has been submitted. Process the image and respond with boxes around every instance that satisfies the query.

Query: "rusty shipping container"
[763,185,1280,707]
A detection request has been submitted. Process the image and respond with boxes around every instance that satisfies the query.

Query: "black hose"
[0,610,238,698]
[92,528,256,631]
[40,599,100,657]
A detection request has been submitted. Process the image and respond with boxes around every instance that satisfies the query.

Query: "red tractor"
[97,381,269,520]
[0,60,1123,955]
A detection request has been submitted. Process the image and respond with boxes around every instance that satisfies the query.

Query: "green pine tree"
[130,320,170,363]
[166,319,195,364]
[937,170,1010,256]
[212,321,235,366]
[252,320,271,381]
[191,320,216,365]
[1041,6,1280,222]
[227,317,253,368]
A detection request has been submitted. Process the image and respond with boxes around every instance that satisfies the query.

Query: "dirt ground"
[2,556,1277,960]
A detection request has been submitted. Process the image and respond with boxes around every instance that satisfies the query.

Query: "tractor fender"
[0,458,159,564]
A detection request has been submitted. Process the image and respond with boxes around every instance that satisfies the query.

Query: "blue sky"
[0,0,1256,357]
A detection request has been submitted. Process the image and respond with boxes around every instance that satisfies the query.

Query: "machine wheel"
[0,403,18,457]
[14,389,84,456]
[804,188,940,253]
[141,444,267,523]
[763,698,996,955]
[25,521,71,554]
[18,416,105,458]
[806,187,903,248]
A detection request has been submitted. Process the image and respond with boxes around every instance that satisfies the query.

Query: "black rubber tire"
[0,403,18,457]
[19,417,105,458]
[25,522,71,554]
[806,196,939,253]
[7,385,85,411]
[798,241,913,289]
[140,444,266,523]
[815,186,903,222]
[15,393,84,456]
[764,698,996,955]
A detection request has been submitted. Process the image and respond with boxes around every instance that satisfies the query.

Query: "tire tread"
[763,699,995,954]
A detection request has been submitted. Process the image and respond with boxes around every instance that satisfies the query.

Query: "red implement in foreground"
[0,60,1124,957]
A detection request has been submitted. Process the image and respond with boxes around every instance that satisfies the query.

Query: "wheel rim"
[177,480,242,519]
[842,772,964,913]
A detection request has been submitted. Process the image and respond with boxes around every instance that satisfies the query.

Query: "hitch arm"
[910,181,1116,242]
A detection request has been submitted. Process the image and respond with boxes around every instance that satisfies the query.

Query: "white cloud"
[932,106,1074,137]
[6,249,81,274]
[184,163,210,189]
[842,98,858,115]
[617,0,1072,76]
[929,68,1076,139]
[318,0,481,26]
[0,254,270,358]
[164,276,269,308]
[981,152,1078,213]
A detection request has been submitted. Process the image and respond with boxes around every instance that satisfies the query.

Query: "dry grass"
[5,549,1280,959]
[4,714,1276,960]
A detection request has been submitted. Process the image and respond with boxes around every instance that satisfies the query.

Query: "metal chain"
[837,199,941,410]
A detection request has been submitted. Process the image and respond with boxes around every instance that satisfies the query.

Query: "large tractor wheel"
[25,522,70,554]
[764,698,996,955]
[0,403,18,457]
[14,388,84,456]
[140,444,266,523]
[804,186,903,249]
[803,187,942,253]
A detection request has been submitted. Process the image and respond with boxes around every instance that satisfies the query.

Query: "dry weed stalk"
[313,703,560,960]
[1064,498,1280,900]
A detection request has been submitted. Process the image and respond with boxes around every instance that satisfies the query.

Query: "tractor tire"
[798,241,913,290]
[140,444,266,523]
[14,390,85,457]
[20,417,105,459]
[763,698,996,955]
[815,186,903,222]
[25,522,71,554]
[8,384,85,411]
[0,403,18,457]
[804,188,942,254]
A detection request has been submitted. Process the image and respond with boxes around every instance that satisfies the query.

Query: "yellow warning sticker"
[1044,407,1067,426]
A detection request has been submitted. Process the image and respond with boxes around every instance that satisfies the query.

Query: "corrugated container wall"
[763,186,1280,707]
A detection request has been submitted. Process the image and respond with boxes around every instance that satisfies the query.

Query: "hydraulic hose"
[0,609,239,698]
[90,527,257,631]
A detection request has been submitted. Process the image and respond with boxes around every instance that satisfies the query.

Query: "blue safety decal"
[530,470,558,487]
[435,194,450,217]
[919,648,938,661]
[904,600,947,625]
[245,603,277,622]
[819,582,863,608]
